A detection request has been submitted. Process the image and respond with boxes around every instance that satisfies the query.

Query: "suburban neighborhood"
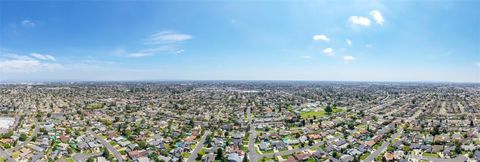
[0,82,479,162]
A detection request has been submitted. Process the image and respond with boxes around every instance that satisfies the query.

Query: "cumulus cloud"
[145,31,193,44]
[342,56,355,63]
[313,34,330,42]
[348,16,371,27]
[30,53,56,61]
[21,20,36,28]
[346,39,352,46]
[370,10,384,25]
[323,48,335,56]
[0,57,62,73]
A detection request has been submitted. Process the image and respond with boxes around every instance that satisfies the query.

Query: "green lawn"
[293,144,302,149]
[181,152,190,158]
[373,142,382,149]
[306,158,316,162]
[256,148,262,154]
[11,152,20,158]
[278,147,289,151]
[360,152,371,160]
[87,103,104,109]
[262,149,275,154]
[423,153,439,158]
[241,145,249,152]
[300,107,346,119]
[119,150,127,155]
[261,157,276,161]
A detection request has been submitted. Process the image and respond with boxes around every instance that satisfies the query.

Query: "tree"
[138,141,148,149]
[19,133,28,141]
[179,155,184,162]
[431,125,440,136]
[243,154,248,162]
[103,147,110,158]
[196,153,203,160]
[1,131,13,138]
[454,142,462,154]
[67,147,74,154]
[325,105,333,115]
[347,122,355,130]
[216,148,224,160]
[332,151,339,158]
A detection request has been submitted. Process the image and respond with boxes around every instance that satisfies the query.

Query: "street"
[7,120,40,154]
[0,147,14,162]
[363,107,424,162]
[186,130,211,162]
[363,130,402,162]
[87,129,124,162]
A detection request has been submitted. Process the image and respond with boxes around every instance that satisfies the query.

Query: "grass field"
[300,107,346,119]
[423,152,439,158]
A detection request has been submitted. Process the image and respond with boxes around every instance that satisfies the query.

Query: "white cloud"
[476,62,480,68]
[21,20,36,28]
[346,39,352,46]
[323,48,335,56]
[0,59,40,72]
[0,50,62,73]
[173,49,185,54]
[126,52,155,58]
[113,46,180,58]
[301,55,311,59]
[370,10,384,25]
[342,56,355,63]
[0,58,62,73]
[313,34,330,42]
[348,16,371,27]
[113,30,192,58]
[112,48,152,58]
[30,53,56,61]
[145,31,193,44]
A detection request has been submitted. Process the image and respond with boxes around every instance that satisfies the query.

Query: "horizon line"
[1,79,479,84]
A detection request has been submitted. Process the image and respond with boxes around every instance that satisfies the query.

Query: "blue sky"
[0,0,479,82]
